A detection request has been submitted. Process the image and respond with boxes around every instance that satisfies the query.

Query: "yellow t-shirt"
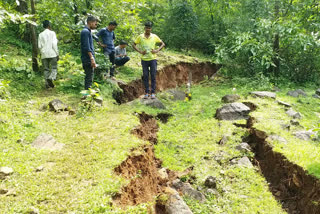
[134,33,162,61]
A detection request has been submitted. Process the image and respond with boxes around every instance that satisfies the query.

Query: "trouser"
[83,63,94,90]
[115,56,130,66]
[141,60,157,94]
[104,51,115,77]
[42,57,57,82]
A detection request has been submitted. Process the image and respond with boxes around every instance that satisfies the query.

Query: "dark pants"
[42,57,58,87]
[141,60,157,94]
[83,63,94,90]
[115,56,130,66]
[104,51,115,77]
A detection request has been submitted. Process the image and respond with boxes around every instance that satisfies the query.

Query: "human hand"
[91,59,97,68]
[140,50,147,55]
[151,49,158,54]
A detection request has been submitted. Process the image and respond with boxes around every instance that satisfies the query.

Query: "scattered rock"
[250,91,276,99]
[5,189,17,197]
[221,94,240,103]
[165,187,193,214]
[294,131,317,141]
[140,98,166,109]
[312,94,320,99]
[158,168,168,180]
[32,133,64,151]
[0,189,8,195]
[281,124,291,130]
[290,120,300,126]
[242,102,258,111]
[39,103,48,111]
[216,103,251,121]
[48,99,68,112]
[16,138,26,144]
[315,89,320,96]
[172,179,206,202]
[35,166,44,172]
[27,207,40,214]
[206,188,219,196]
[286,109,302,119]
[68,109,76,115]
[235,143,251,152]
[204,176,217,189]
[218,136,229,145]
[277,100,291,108]
[0,167,13,179]
[287,89,307,97]
[167,89,186,101]
[237,157,253,168]
[267,135,287,144]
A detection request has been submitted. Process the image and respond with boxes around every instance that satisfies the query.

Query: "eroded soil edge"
[245,118,320,214]
[114,62,220,103]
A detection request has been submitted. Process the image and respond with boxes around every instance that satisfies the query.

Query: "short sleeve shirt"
[134,33,162,61]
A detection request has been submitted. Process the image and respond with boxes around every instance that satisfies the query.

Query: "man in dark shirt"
[81,16,97,90]
[95,21,117,79]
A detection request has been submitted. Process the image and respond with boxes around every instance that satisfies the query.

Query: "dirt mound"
[131,112,159,144]
[115,62,220,103]
[247,128,320,214]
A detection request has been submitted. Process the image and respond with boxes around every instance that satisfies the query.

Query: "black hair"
[87,16,97,24]
[144,21,152,28]
[43,20,51,28]
[119,40,128,45]
[109,21,118,26]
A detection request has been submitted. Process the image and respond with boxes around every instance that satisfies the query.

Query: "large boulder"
[32,133,64,151]
[250,91,276,99]
[216,103,251,120]
[287,89,307,97]
[294,131,317,141]
[221,94,240,103]
[172,179,206,202]
[165,187,193,214]
[140,98,166,109]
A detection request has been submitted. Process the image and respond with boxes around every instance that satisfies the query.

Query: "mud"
[114,62,219,103]
[131,112,159,144]
[246,126,320,214]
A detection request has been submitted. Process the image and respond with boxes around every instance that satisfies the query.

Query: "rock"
[287,89,307,97]
[68,109,76,115]
[316,89,320,96]
[237,157,253,168]
[218,136,229,145]
[0,167,14,179]
[312,94,320,99]
[281,124,290,130]
[250,91,276,99]
[167,89,186,101]
[35,166,44,172]
[277,100,291,108]
[172,179,205,202]
[5,189,17,197]
[216,103,250,121]
[48,99,68,112]
[165,187,193,214]
[39,103,48,111]
[221,94,240,103]
[140,98,166,109]
[206,188,219,196]
[32,133,64,151]
[27,207,40,214]
[294,131,317,141]
[158,168,168,180]
[0,189,8,195]
[204,176,217,188]
[235,143,251,152]
[242,102,258,111]
[286,109,302,119]
[290,120,300,126]
[267,135,287,144]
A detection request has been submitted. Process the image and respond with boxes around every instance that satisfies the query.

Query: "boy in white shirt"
[38,20,59,89]
[115,40,130,66]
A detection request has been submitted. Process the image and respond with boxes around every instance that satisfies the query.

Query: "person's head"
[119,40,128,49]
[108,21,118,31]
[43,20,51,29]
[144,21,152,34]
[87,16,97,30]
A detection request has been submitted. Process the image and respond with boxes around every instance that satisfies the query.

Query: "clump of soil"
[156,113,173,124]
[114,62,219,103]
[131,112,159,144]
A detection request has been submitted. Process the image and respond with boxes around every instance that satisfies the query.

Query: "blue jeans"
[141,60,157,94]
[104,51,115,77]
[83,63,94,90]
[115,56,130,66]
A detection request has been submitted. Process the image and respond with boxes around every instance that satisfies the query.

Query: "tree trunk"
[17,0,30,42]
[30,0,39,72]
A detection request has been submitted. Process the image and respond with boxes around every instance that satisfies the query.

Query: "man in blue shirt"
[95,21,117,79]
[81,16,97,90]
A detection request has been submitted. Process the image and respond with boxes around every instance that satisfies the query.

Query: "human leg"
[150,60,157,94]
[109,51,115,77]
[83,63,94,90]
[42,58,51,88]
[141,60,150,94]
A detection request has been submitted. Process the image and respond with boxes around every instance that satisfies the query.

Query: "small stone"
[39,103,48,111]
[0,189,9,194]
[277,100,291,108]
[290,120,300,126]
[167,89,187,101]
[204,176,217,188]
[250,91,276,99]
[5,189,17,197]
[140,98,166,109]
[237,157,253,168]
[32,133,64,151]
[216,103,251,121]
[286,109,302,119]
[48,99,68,112]
[68,109,76,115]
[221,94,240,103]
[287,89,307,97]
[206,188,219,196]
[0,167,14,176]
[218,136,229,145]
[267,135,287,144]
[281,124,290,130]
[294,131,317,141]
[235,143,251,152]
[35,166,44,172]
[27,207,40,214]
[16,138,25,144]
[158,168,168,180]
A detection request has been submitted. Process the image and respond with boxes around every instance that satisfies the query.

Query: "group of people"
[38,16,165,99]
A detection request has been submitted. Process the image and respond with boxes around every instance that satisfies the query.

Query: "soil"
[131,112,159,144]
[114,62,220,103]
[246,126,320,214]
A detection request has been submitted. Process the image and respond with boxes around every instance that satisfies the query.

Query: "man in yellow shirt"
[133,21,165,99]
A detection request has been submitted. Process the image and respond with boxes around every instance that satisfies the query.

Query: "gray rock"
[27,207,40,214]
[48,99,68,112]
[0,189,8,195]
[0,167,14,179]
[165,188,193,214]
[290,120,300,126]
[236,143,251,152]
[316,89,320,96]
[281,124,290,130]
[140,98,166,109]
[237,157,253,168]
[216,103,251,121]
[204,176,217,188]
[221,94,240,103]
[250,91,276,99]
[312,94,320,99]
[242,102,258,111]
[39,103,48,111]
[218,136,229,145]
[35,166,44,172]
[287,89,307,97]
[286,109,302,119]
[167,89,186,101]
[277,100,291,108]
[206,188,220,196]
[267,135,287,144]
[294,131,317,141]
[172,179,205,202]
[32,133,64,151]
